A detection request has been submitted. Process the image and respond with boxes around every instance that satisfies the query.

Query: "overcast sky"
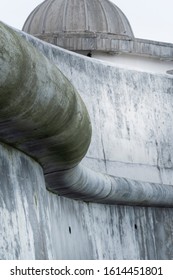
[0,0,173,44]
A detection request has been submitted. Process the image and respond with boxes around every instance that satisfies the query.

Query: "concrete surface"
[1,142,173,260]
[38,36,173,186]
[1,22,173,259]
[1,22,173,206]
[0,22,91,173]
[21,28,173,188]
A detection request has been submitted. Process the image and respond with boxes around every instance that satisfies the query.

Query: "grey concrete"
[30,34,173,187]
[1,142,173,260]
[1,22,173,259]
[1,22,173,207]
[0,143,48,259]
[0,22,91,173]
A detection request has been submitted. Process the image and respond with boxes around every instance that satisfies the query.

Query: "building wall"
[1,31,173,259]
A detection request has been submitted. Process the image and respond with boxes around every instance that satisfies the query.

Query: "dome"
[23,0,134,52]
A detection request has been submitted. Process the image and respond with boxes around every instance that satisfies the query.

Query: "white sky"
[0,0,173,44]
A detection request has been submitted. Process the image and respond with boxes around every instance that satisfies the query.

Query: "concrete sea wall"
[0,24,173,259]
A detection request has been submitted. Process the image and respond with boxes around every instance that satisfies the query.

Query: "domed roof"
[23,0,134,52]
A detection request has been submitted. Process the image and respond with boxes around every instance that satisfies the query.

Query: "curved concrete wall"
[1,24,173,259]
[0,143,48,259]
[24,33,173,186]
[2,23,173,207]
[1,143,173,260]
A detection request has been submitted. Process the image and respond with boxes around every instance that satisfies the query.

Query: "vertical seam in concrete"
[101,134,108,173]
[155,140,163,184]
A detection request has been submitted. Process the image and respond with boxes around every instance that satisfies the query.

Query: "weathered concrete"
[1,22,173,207]
[31,35,173,187]
[1,22,173,259]
[0,22,91,173]
[0,143,47,259]
[1,142,173,260]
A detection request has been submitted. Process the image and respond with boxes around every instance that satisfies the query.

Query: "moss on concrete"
[0,22,92,173]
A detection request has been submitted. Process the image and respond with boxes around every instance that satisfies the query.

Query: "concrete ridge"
[1,22,173,207]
